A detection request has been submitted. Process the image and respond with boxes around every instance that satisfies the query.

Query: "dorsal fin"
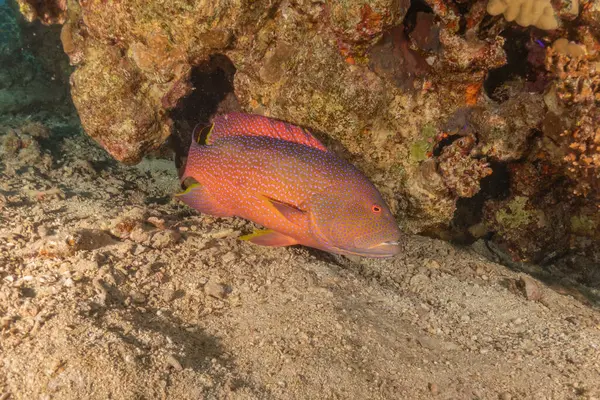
[205,113,328,152]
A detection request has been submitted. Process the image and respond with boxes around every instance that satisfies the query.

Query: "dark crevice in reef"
[449,161,511,244]
[403,0,434,34]
[477,14,499,39]
[169,54,236,175]
[479,161,511,200]
[432,134,462,157]
[483,28,531,102]
[452,0,474,35]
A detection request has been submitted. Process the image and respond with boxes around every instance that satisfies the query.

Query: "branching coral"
[546,39,599,105]
[486,0,559,29]
[545,36,600,201]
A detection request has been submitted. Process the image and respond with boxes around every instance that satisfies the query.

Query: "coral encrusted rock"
[14,0,600,265]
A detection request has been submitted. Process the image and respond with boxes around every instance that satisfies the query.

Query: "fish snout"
[367,240,401,257]
[351,223,402,258]
[351,234,402,258]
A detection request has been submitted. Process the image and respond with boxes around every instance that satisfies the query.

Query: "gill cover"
[308,183,401,256]
[307,188,350,251]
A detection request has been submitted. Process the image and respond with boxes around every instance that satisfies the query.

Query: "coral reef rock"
[14,0,600,265]
[469,93,545,162]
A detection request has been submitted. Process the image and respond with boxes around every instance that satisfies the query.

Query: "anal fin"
[239,229,298,247]
[175,183,232,217]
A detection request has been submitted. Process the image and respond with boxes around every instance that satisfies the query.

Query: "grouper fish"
[176,113,401,258]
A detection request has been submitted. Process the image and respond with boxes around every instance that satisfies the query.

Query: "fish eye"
[371,205,382,214]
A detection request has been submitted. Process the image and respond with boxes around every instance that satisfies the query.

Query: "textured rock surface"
[14,0,600,263]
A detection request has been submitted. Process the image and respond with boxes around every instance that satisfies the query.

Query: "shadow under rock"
[474,239,600,308]
[169,54,237,177]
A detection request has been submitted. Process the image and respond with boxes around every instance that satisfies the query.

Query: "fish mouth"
[365,241,401,257]
[332,241,401,259]
[376,241,400,246]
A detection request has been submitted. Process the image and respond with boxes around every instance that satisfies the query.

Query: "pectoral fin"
[264,197,307,226]
[240,229,298,247]
[175,183,232,217]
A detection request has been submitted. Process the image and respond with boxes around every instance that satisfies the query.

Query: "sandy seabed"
[0,123,599,400]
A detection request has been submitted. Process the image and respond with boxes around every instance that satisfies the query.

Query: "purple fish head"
[307,180,402,258]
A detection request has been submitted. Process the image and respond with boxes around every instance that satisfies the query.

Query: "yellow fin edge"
[194,122,215,145]
[174,183,201,197]
[204,122,215,144]
[239,229,274,241]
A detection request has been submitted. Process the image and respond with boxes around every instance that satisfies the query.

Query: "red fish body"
[177,113,401,258]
